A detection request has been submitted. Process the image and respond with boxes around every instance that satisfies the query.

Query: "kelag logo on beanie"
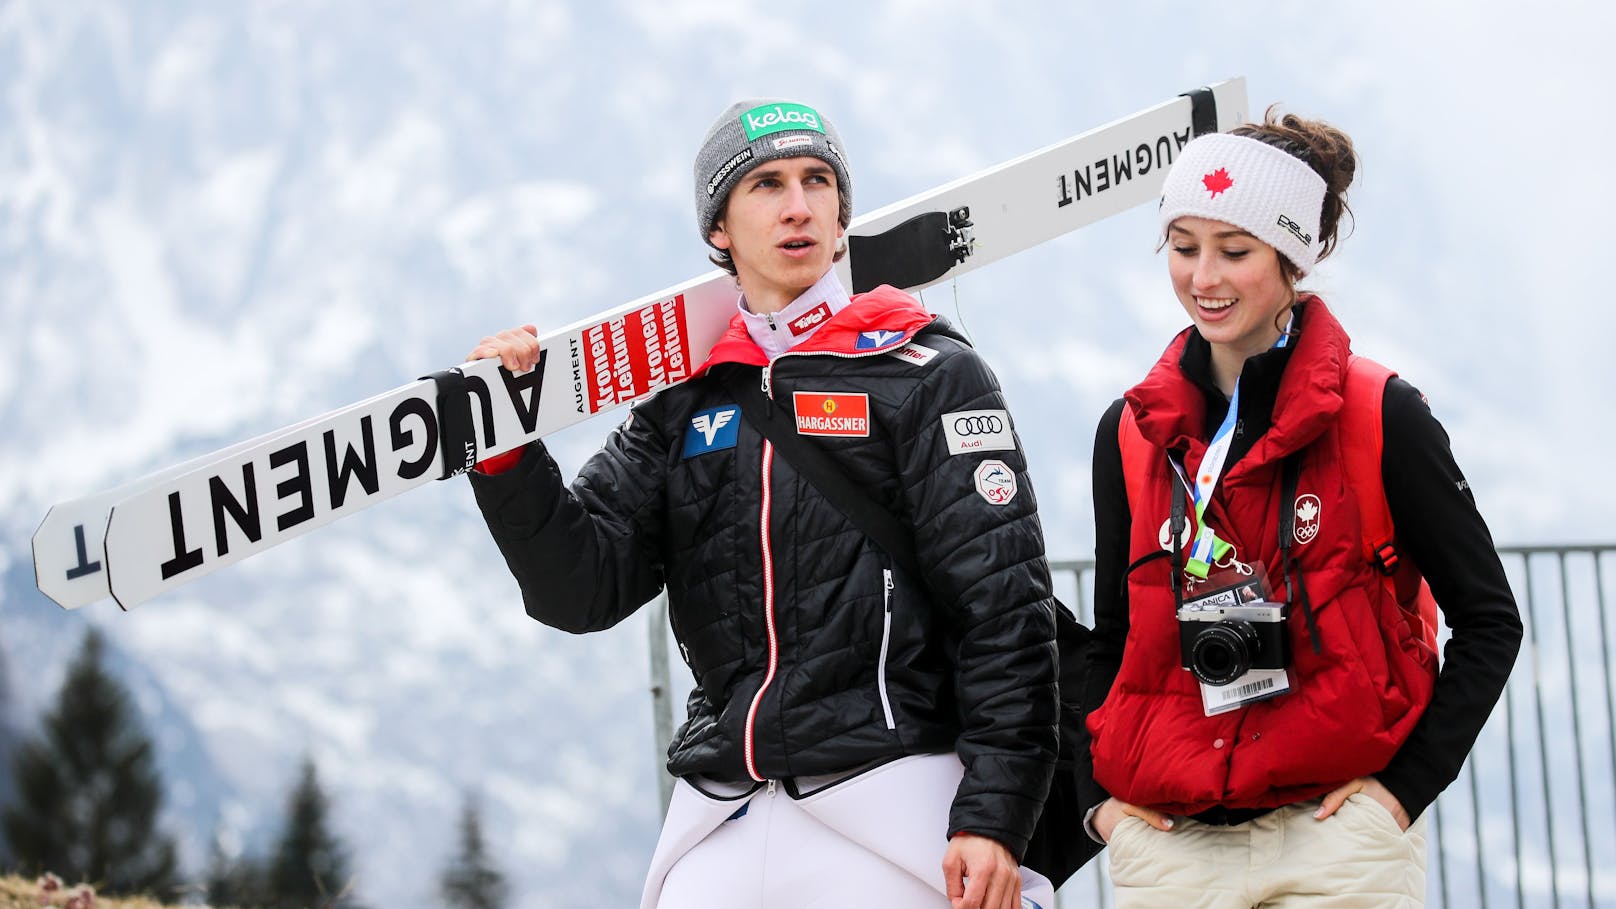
[741,103,825,140]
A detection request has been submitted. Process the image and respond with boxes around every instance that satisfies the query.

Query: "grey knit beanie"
[694,99,853,246]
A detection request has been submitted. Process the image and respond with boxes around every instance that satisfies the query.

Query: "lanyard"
[1169,314,1294,579]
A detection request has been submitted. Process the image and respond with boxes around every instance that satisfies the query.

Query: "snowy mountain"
[3,2,1612,907]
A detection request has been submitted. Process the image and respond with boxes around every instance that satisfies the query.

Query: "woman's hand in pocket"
[1315,776,1411,831]
[1095,797,1175,843]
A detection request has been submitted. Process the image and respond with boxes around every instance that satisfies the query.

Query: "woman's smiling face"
[1167,215,1294,363]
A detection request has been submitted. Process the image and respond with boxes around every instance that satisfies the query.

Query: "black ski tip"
[1179,86,1219,138]
[848,207,975,294]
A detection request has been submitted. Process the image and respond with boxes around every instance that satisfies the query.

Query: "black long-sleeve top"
[1079,330,1523,822]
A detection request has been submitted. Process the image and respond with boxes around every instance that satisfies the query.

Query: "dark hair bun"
[1231,106,1357,264]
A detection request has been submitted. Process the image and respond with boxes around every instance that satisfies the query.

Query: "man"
[467,99,1058,909]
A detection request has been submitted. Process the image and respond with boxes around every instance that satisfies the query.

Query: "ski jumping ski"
[33,79,1248,610]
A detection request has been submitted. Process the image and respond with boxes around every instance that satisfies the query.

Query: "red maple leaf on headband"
[1202,168,1233,197]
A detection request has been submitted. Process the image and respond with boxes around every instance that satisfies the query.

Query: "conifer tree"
[438,796,509,909]
[266,757,358,908]
[0,628,177,897]
[206,836,269,908]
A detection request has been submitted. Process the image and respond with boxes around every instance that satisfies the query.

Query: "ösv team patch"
[793,392,870,437]
[973,459,1017,506]
[683,406,740,458]
[941,409,1014,455]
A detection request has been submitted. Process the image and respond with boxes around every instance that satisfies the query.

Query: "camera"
[1177,601,1291,686]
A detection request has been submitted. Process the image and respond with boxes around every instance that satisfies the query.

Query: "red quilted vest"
[1086,298,1438,815]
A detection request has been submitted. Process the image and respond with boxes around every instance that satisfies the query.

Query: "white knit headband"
[1159,132,1327,275]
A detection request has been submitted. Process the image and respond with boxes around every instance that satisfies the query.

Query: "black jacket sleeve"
[1077,398,1130,818]
[1373,378,1523,820]
[467,397,674,633]
[892,343,1059,859]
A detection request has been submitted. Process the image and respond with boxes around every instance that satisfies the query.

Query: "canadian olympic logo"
[1294,494,1322,545]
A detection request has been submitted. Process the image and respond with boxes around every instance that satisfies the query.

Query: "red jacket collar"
[1124,296,1354,469]
[691,284,935,378]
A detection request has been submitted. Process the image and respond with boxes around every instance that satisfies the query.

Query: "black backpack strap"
[720,366,924,581]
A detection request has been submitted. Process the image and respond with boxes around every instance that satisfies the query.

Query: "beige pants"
[1107,795,1427,908]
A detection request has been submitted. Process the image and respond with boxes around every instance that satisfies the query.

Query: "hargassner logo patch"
[787,302,833,336]
[741,103,825,140]
[706,148,754,197]
[793,392,869,437]
[886,342,938,366]
[683,406,740,458]
[941,409,1014,455]
[855,329,904,351]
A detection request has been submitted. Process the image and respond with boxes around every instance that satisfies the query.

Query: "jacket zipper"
[743,439,779,782]
[877,568,897,730]
[742,335,921,777]
[763,340,920,400]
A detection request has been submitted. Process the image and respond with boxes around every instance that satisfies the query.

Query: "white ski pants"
[641,753,1056,909]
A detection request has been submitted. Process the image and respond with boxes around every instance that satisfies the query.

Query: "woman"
[1079,110,1522,907]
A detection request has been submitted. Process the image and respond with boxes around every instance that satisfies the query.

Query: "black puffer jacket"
[470,286,1058,856]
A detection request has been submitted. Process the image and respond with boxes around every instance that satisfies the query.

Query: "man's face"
[709,156,844,312]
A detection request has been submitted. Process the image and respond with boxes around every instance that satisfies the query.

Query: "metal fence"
[648,544,1616,907]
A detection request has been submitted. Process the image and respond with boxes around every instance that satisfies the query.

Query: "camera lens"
[1190,620,1262,686]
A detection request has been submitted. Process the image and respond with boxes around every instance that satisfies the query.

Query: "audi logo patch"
[941,409,1015,456]
[954,415,1004,434]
